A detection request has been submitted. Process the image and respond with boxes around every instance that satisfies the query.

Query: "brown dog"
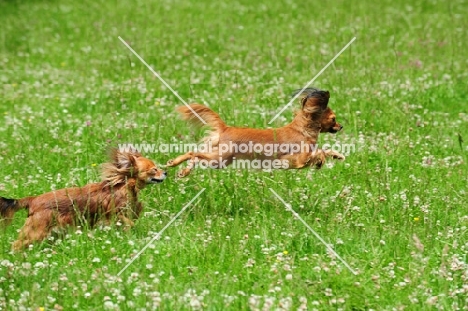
[167,88,345,177]
[0,149,166,250]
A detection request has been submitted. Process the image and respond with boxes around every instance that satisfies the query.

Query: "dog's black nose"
[163,171,167,176]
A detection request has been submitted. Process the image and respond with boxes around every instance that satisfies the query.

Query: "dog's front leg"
[306,149,345,169]
[133,201,143,219]
[117,214,135,231]
[177,157,199,178]
[323,149,346,160]
[280,152,323,169]
[167,152,199,177]
[167,152,194,167]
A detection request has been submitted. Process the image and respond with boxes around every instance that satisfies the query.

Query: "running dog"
[0,149,166,250]
[167,88,345,177]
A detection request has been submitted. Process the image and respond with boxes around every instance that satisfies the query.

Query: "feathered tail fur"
[177,104,227,132]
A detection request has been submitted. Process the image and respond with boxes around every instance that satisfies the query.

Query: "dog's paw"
[332,153,345,161]
[324,150,345,161]
[334,153,346,161]
[177,169,191,178]
[166,159,175,167]
[122,223,134,232]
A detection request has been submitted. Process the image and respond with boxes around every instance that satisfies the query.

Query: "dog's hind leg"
[12,211,53,251]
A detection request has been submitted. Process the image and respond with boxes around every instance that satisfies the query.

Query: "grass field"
[1,0,468,310]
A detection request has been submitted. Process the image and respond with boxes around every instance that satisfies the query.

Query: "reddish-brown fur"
[167,88,345,177]
[320,107,343,134]
[0,149,166,250]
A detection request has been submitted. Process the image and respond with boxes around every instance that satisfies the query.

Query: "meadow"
[1,0,467,310]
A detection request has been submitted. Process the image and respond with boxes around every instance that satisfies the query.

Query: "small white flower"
[34,262,45,268]
[244,258,255,268]
[103,301,114,309]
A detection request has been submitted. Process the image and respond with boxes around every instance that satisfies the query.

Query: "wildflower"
[244,258,255,268]
[34,262,45,268]
[414,217,420,221]
[283,250,288,255]
[426,296,438,305]
[103,301,114,309]
[91,163,97,167]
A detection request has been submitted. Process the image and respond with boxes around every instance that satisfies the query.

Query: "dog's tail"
[0,197,31,227]
[177,104,227,132]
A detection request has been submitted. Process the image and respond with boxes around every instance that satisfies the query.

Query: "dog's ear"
[302,94,329,111]
[320,91,330,109]
[117,152,136,169]
[300,90,330,110]
[111,149,141,169]
[300,95,308,108]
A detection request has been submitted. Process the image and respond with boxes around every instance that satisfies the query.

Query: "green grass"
[1,0,467,309]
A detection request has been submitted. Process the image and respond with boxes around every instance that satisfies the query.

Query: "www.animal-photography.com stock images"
[1,0,467,310]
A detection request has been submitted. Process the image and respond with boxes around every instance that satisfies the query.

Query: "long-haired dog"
[0,149,166,250]
[167,88,345,177]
